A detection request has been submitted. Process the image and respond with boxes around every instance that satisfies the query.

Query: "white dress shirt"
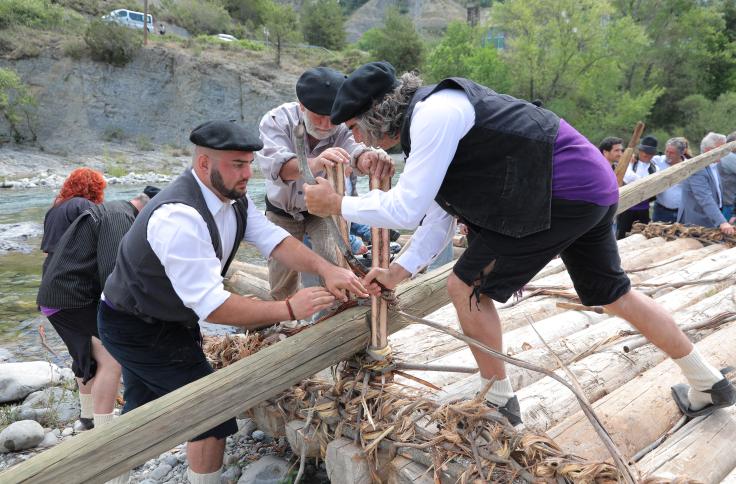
[145,170,289,321]
[341,89,475,275]
[652,155,682,209]
[623,159,656,185]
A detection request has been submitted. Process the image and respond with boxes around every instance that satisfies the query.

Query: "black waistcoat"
[104,170,247,327]
[400,78,559,238]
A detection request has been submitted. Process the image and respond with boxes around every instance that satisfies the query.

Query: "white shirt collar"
[191,168,235,217]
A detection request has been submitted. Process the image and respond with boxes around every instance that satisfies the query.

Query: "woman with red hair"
[41,168,106,274]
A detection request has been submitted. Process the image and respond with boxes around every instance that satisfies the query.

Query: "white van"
[103,9,155,32]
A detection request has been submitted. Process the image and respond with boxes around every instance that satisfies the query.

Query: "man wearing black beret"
[98,120,371,484]
[305,62,735,427]
[256,67,394,300]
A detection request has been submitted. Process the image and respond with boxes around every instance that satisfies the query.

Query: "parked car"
[216,34,238,42]
[102,9,155,32]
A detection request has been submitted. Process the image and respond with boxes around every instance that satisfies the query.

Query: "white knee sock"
[673,348,724,410]
[187,467,222,484]
[480,376,514,406]
[93,412,115,427]
[79,393,94,420]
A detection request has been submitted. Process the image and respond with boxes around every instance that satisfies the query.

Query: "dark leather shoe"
[484,396,523,427]
[671,369,736,418]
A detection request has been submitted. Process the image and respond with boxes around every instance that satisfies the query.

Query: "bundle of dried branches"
[271,359,629,483]
[203,332,285,369]
[631,222,736,246]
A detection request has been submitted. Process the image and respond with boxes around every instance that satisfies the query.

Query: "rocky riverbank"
[0,359,329,483]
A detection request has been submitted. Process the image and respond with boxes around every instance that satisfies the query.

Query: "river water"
[0,171,399,364]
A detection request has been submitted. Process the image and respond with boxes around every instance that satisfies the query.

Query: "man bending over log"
[303,61,736,427]
[98,120,371,484]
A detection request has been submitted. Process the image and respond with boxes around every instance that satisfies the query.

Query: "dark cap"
[189,120,263,152]
[296,67,346,116]
[637,135,658,155]
[330,61,398,124]
[143,185,161,199]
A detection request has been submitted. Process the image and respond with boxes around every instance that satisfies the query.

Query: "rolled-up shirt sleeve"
[395,202,455,275]
[256,108,297,182]
[243,195,290,257]
[147,204,231,321]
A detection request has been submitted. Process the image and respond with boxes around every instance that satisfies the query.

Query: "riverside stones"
[237,455,290,484]
[0,362,74,403]
[19,387,79,426]
[0,420,44,452]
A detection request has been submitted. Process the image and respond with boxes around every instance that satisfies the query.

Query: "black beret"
[143,185,161,199]
[637,135,658,155]
[330,61,398,124]
[296,67,346,116]
[189,120,263,152]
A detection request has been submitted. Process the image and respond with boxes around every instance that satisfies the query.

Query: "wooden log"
[0,263,455,483]
[547,321,736,462]
[387,456,433,484]
[436,247,736,400]
[618,140,736,213]
[223,270,272,300]
[614,121,646,186]
[325,163,351,270]
[518,287,736,432]
[627,244,723,285]
[225,260,269,281]
[637,406,736,484]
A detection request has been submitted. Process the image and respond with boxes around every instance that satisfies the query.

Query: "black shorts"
[453,199,631,307]
[97,302,237,441]
[47,304,99,384]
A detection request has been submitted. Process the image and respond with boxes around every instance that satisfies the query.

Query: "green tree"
[0,67,36,143]
[301,0,345,50]
[491,0,661,141]
[84,19,141,66]
[357,8,424,73]
[676,92,736,145]
[424,21,511,92]
[264,2,299,66]
[612,0,736,129]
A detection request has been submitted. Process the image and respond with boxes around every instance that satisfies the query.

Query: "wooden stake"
[614,121,645,186]
[325,163,350,270]
[368,175,391,359]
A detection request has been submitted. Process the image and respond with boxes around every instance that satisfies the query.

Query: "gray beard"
[304,115,337,140]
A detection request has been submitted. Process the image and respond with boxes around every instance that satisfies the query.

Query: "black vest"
[400,78,560,238]
[104,170,247,327]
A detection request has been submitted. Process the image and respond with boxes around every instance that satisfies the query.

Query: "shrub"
[0,0,84,31]
[62,37,87,59]
[0,67,37,143]
[162,0,231,35]
[50,0,101,15]
[84,19,140,66]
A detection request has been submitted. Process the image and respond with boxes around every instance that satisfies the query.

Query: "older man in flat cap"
[256,66,394,300]
[98,120,370,484]
[304,61,735,427]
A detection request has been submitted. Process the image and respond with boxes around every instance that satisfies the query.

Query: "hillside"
[0,42,300,157]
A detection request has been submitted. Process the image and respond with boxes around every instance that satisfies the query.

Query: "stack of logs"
[241,232,736,483]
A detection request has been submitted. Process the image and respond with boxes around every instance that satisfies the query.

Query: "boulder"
[0,362,74,403]
[0,420,44,452]
[19,387,80,426]
[238,455,290,484]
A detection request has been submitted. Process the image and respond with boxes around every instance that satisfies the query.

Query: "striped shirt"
[37,200,138,310]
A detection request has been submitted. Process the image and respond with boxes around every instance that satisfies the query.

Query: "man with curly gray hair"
[304,61,735,426]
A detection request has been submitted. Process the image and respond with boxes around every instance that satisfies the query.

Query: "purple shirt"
[550,119,619,206]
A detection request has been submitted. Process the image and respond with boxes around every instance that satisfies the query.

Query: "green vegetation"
[357,8,424,73]
[0,67,36,143]
[160,0,232,36]
[84,19,141,66]
[264,2,300,66]
[301,0,346,50]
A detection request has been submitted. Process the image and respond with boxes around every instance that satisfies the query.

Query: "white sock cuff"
[187,467,222,484]
[79,393,94,419]
[94,413,115,427]
[482,377,514,406]
[673,347,723,391]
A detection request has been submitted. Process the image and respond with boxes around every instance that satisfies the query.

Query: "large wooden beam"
[617,140,736,213]
[0,264,454,483]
